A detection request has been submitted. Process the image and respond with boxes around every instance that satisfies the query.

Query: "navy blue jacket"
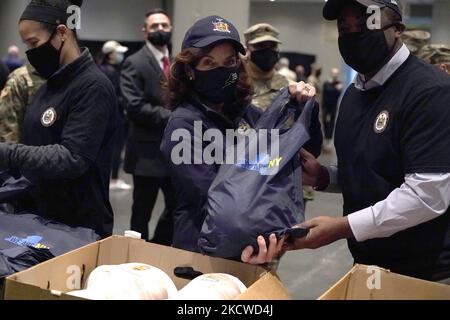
[0,50,117,238]
[161,96,322,252]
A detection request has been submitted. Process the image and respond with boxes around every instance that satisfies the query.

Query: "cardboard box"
[319,264,450,300]
[3,236,291,300]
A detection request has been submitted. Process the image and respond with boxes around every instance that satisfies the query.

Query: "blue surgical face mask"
[193,66,239,104]
[115,52,124,65]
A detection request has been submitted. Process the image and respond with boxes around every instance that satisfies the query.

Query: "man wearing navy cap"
[284,0,450,283]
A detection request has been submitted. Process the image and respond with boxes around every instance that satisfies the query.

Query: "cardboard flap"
[237,272,291,300]
[5,241,101,299]
[97,236,144,265]
[320,265,450,300]
[318,268,353,300]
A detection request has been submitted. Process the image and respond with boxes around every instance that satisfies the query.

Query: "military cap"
[244,23,282,45]
[417,44,450,65]
[402,30,431,54]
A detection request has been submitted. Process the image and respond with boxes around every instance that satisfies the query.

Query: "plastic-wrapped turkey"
[172,274,247,300]
[68,263,178,300]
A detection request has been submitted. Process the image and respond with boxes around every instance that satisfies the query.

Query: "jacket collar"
[142,44,164,77]
[48,48,93,86]
[187,93,248,131]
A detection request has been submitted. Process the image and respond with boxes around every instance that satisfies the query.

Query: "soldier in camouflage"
[401,30,431,55]
[417,44,450,75]
[0,62,45,143]
[243,23,292,112]
[243,23,319,205]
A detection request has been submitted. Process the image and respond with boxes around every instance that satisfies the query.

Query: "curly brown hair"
[164,45,254,118]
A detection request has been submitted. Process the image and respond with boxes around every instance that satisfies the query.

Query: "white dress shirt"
[146,41,169,71]
[327,44,450,242]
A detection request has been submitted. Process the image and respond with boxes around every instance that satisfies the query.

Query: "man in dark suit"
[120,9,175,245]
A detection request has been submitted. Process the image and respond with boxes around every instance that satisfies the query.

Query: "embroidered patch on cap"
[213,18,231,33]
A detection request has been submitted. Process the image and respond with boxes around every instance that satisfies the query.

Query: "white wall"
[249,1,344,79]
[0,0,164,58]
[0,0,29,58]
[78,0,163,42]
[432,0,450,44]
[171,0,250,55]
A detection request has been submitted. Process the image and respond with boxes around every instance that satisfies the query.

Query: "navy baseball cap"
[182,15,246,54]
[323,0,403,21]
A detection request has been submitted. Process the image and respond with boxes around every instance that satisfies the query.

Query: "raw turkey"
[172,273,247,300]
[70,263,178,300]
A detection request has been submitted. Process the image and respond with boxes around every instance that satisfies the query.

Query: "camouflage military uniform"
[417,44,450,65]
[245,23,317,208]
[0,63,45,143]
[251,72,289,112]
[402,30,431,55]
[417,44,450,75]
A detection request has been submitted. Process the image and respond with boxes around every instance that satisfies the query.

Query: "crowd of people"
[0,0,450,285]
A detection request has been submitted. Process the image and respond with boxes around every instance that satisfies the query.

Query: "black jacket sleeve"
[0,80,115,181]
[304,101,323,158]
[161,117,218,197]
[120,58,170,129]
[0,143,90,181]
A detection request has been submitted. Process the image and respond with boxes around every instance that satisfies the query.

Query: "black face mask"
[338,24,397,75]
[250,49,280,72]
[148,31,172,47]
[193,66,239,104]
[26,30,64,79]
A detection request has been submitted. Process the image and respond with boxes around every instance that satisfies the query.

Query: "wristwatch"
[313,166,330,191]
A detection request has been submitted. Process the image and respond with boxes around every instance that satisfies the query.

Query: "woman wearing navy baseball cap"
[161,16,322,263]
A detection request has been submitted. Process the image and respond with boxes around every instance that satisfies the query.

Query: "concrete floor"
[110,147,354,300]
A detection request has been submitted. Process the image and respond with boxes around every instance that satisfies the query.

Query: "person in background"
[0,0,118,238]
[243,23,289,112]
[121,9,175,245]
[3,46,24,73]
[321,68,343,152]
[0,60,9,90]
[295,65,307,83]
[99,40,131,191]
[0,62,45,143]
[278,57,297,82]
[417,44,450,75]
[243,23,322,209]
[307,63,322,104]
[401,30,431,56]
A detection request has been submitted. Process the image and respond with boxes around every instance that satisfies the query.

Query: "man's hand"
[289,82,316,104]
[241,234,285,265]
[284,216,354,250]
[300,149,329,189]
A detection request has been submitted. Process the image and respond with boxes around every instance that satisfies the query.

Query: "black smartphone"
[286,227,309,243]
